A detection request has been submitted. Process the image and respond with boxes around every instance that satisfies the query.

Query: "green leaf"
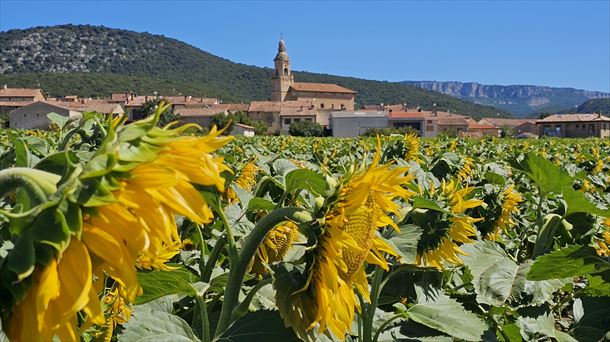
[517,312,577,342]
[135,265,198,304]
[562,187,610,217]
[512,260,570,305]
[14,138,31,167]
[388,224,422,264]
[47,112,73,129]
[31,208,71,254]
[513,153,572,196]
[583,271,610,297]
[218,310,298,342]
[5,233,35,281]
[247,197,276,212]
[572,296,610,341]
[533,214,564,257]
[411,196,445,212]
[119,301,200,342]
[285,169,325,196]
[408,285,487,341]
[461,241,518,306]
[527,245,610,281]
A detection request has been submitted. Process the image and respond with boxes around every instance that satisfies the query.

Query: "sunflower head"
[412,179,483,269]
[276,138,415,340]
[250,221,300,277]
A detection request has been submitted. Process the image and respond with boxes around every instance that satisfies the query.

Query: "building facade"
[537,114,610,138]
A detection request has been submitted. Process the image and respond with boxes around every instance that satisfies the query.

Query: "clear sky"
[1,0,609,92]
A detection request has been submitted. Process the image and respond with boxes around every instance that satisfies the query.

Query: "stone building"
[537,114,610,138]
[329,111,388,137]
[265,39,356,133]
[0,86,47,116]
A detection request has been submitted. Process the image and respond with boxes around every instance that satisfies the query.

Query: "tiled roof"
[52,101,124,114]
[176,104,246,117]
[468,123,498,130]
[248,101,281,112]
[0,88,44,98]
[280,105,318,117]
[436,117,470,126]
[536,113,610,123]
[0,101,34,107]
[479,118,536,127]
[290,82,356,94]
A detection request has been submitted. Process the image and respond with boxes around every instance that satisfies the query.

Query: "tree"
[288,120,324,137]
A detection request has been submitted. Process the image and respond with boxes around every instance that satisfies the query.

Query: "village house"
[0,86,47,116]
[387,108,470,137]
[9,100,124,129]
[175,103,248,127]
[247,101,282,132]
[478,117,538,136]
[537,113,610,138]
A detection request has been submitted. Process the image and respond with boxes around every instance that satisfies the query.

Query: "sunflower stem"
[194,294,211,342]
[216,199,239,264]
[363,266,385,342]
[214,207,312,338]
[0,167,60,204]
[372,313,403,342]
[231,277,273,322]
[201,235,226,283]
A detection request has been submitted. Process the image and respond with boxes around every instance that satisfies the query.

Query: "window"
[294,118,301,123]
[575,124,579,129]
[331,104,335,110]
[341,104,346,110]
[283,68,288,75]
[320,103,325,109]
[284,118,291,125]
[589,124,595,134]
[305,118,312,122]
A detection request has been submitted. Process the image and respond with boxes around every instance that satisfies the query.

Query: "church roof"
[290,82,356,94]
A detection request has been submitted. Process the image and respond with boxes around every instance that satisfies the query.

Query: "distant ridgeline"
[403,81,609,117]
[0,24,510,119]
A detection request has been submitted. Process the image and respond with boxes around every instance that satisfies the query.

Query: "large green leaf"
[517,312,577,342]
[119,300,200,342]
[513,153,572,196]
[533,214,565,257]
[408,285,487,341]
[388,224,422,264]
[512,260,570,305]
[562,187,610,217]
[135,265,198,304]
[411,196,445,212]
[527,246,610,281]
[284,168,325,196]
[461,241,518,306]
[217,310,298,342]
[572,296,610,341]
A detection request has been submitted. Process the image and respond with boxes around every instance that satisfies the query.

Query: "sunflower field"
[0,106,609,342]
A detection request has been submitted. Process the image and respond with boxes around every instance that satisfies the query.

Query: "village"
[2,39,609,138]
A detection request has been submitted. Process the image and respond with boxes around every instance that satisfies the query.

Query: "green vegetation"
[210,111,269,135]
[361,126,418,137]
[288,120,325,137]
[576,98,610,115]
[0,24,510,120]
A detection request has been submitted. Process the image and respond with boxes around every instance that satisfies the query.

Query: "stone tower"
[271,39,294,102]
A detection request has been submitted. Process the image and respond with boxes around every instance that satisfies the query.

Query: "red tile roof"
[479,118,536,127]
[248,101,281,112]
[0,101,34,107]
[290,82,356,94]
[0,88,44,98]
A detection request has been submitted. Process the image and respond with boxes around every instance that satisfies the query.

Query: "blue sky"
[1,0,609,92]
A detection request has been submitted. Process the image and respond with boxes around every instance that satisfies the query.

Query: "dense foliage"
[0,25,511,119]
[0,112,609,341]
[576,98,610,115]
[288,120,325,137]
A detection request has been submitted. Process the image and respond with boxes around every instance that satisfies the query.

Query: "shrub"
[288,120,324,137]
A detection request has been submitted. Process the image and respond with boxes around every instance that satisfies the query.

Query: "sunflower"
[227,159,259,202]
[7,118,232,340]
[485,185,523,241]
[457,156,474,182]
[279,139,414,340]
[403,132,420,162]
[250,221,300,277]
[594,218,610,257]
[416,180,483,269]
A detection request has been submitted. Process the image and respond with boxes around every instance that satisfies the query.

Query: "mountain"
[575,98,610,115]
[402,81,609,117]
[0,24,510,119]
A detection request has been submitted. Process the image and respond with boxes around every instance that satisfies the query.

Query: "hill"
[575,98,610,115]
[0,24,509,119]
[402,80,609,117]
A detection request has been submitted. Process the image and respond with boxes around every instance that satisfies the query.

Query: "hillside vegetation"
[576,98,610,115]
[0,24,510,119]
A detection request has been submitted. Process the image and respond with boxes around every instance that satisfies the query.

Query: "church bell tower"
[271,38,294,102]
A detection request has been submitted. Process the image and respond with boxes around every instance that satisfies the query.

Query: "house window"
[589,124,595,134]
[283,68,288,75]
[426,125,434,131]
[341,104,345,110]
[575,124,579,129]
[294,118,301,123]
[320,103,325,109]
[331,104,335,110]
[284,118,291,125]
[305,118,312,122]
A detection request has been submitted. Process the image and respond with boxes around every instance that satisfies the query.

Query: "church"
[248,39,356,134]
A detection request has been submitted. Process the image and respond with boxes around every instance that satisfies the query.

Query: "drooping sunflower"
[279,139,415,340]
[415,179,483,269]
[485,185,523,240]
[457,156,475,182]
[250,221,300,277]
[227,159,259,202]
[403,132,420,162]
[7,111,232,340]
